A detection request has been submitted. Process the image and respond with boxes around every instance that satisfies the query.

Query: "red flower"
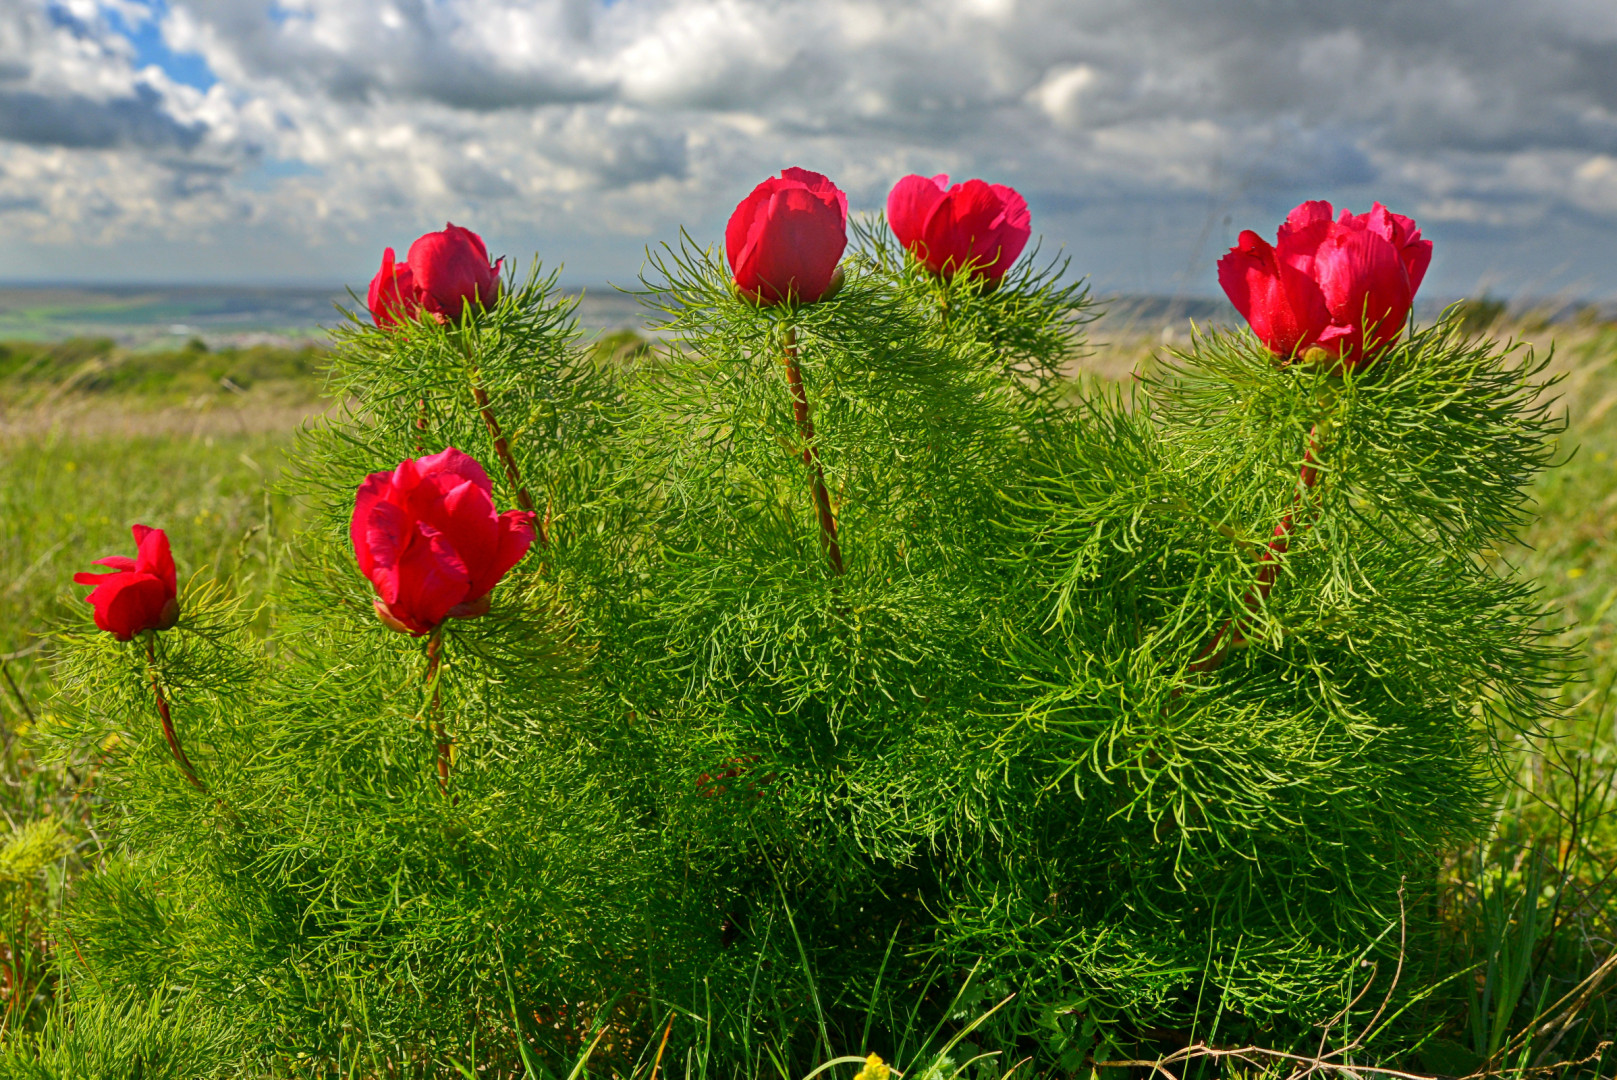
[365,224,502,328]
[1218,200,1432,367]
[725,167,848,305]
[351,447,536,636]
[367,246,420,328]
[407,223,503,322]
[887,174,1031,283]
[74,525,180,641]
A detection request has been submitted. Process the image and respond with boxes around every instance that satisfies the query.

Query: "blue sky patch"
[107,1,216,92]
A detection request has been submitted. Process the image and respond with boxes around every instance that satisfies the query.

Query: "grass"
[0,320,1614,1076]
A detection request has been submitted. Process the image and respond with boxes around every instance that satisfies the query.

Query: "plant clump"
[32,186,1566,1078]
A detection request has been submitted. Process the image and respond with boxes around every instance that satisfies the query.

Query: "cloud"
[2,0,1617,295]
[0,84,205,148]
[165,0,612,107]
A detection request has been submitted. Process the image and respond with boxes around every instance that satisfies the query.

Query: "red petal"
[726,179,778,280]
[886,174,949,251]
[360,499,413,604]
[95,574,171,640]
[425,477,502,598]
[1366,204,1433,297]
[920,179,992,275]
[1281,200,1335,236]
[486,510,537,595]
[415,446,493,494]
[780,167,847,220]
[987,182,1033,278]
[1218,229,1330,358]
[367,248,417,328]
[741,186,847,304]
[132,524,176,595]
[407,224,500,322]
[386,525,471,632]
[923,178,1031,280]
[1313,227,1411,363]
[351,471,395,579]
[1218,231,1278,346]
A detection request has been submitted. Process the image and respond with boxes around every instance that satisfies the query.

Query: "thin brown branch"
[1518,951,1617,1069]
[1094,1043,1439,1080]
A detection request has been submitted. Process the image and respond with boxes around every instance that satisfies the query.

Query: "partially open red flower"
[367,246,420,328]
[351,447,536,636]
[1218,200,1432,368]
[366,224,502,327]
[725,168,848,305]
[74,525,180,641]
[407,224,503,322]
[887,174,1031,283]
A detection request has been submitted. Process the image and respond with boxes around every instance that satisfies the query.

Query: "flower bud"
[726,168,848,305]
[407,223,503,322]
[367,225,502,329]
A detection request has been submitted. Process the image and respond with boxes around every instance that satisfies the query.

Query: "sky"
[2,0,1616,298]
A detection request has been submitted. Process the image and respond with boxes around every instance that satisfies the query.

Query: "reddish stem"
[1186,426,1323,676]
[425,631,450,795]
[469,380,550,547]
[782,328,844,576]
[144,635,206,793]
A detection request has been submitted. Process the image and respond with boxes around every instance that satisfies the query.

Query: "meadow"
[0,311,1612,1076]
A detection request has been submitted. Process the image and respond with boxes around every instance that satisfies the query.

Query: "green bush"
[34,235,1562,1077]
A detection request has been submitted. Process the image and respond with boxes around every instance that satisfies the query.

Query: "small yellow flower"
[855,1054,890,1080]
[1568,567,1585,579]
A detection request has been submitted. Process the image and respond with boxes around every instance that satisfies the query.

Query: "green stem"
[413,396,430,456]
[425,629,450,795]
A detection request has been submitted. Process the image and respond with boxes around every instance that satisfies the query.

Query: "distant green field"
[0,285,345,346]
[0,336,326,403]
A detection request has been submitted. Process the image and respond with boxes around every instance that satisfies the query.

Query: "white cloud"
[2,0,1617,294]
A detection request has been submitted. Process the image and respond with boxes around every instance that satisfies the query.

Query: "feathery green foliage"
[29,231,1569,1077]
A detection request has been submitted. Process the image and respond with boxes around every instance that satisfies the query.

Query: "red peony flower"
[367,246,420,328]
[366,224,502,328]
[887,174,1031,283]
[1218,200,1432,368]
[351,447,536,636]
[407,223,503,322]
[74,525,180,641]
[725,167,848,305]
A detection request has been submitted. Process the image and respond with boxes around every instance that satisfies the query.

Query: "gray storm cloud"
[2,0,1616,292]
